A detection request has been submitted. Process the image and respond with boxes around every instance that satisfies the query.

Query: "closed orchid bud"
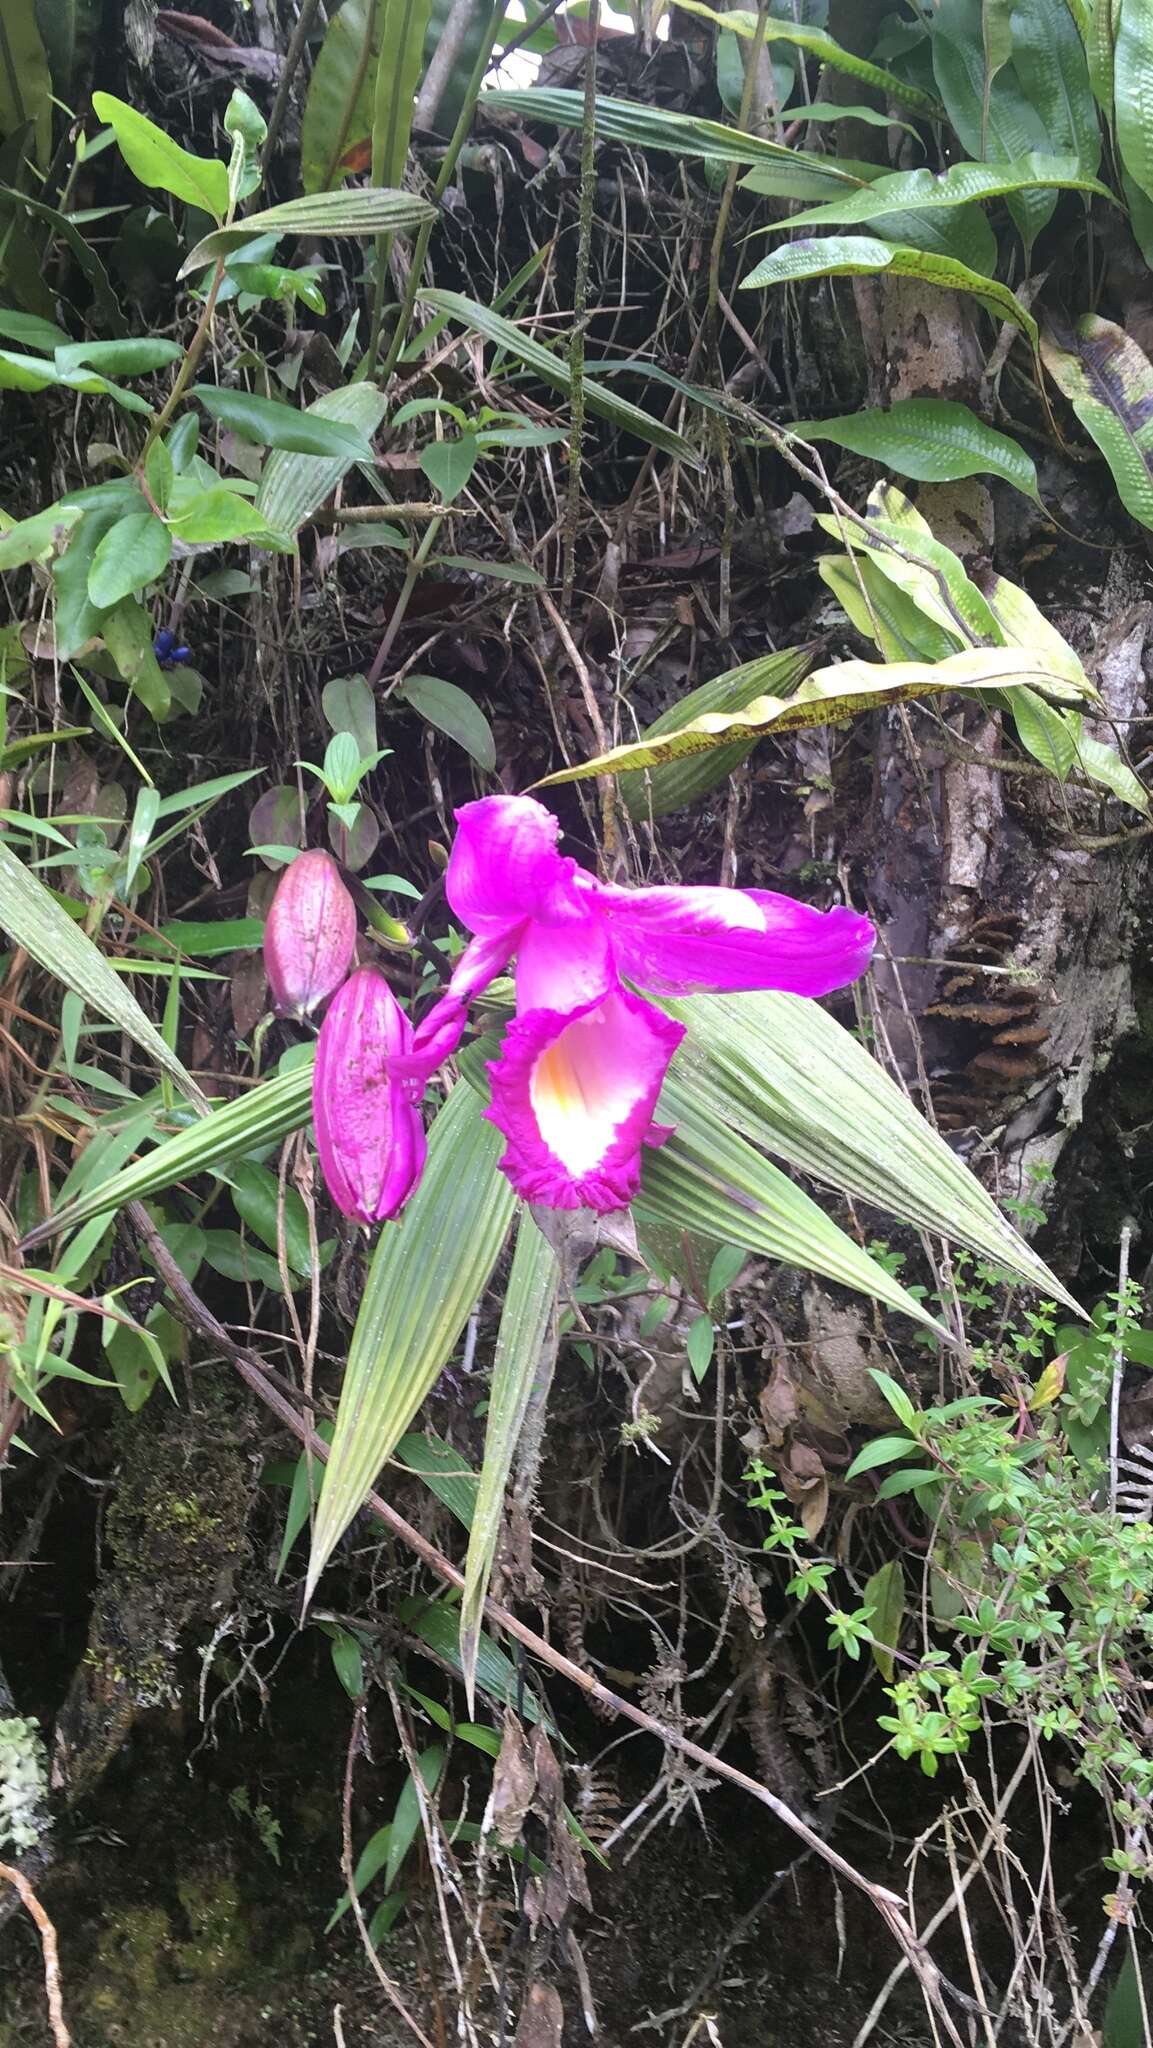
[312,967,427,1224]
[264,849,357,1017]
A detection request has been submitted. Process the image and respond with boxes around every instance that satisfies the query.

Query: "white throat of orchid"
[529,994,639,1176]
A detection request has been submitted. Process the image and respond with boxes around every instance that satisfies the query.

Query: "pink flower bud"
[264,849,357,1017]
[312,967,427,1224]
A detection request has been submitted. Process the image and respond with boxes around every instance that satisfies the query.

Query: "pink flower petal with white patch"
[446,795,585,935]
[588,880,875,998]
[313,968,427,1223]
[486,986,685,1213]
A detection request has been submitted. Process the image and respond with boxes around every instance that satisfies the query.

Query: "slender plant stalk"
[560,0,601,614]
[370,0,503,385]
[364,515,444,687]
[261,0,326,173]
[140,260,227,461]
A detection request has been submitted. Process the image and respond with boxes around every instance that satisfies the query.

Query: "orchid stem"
[365,516,444,689]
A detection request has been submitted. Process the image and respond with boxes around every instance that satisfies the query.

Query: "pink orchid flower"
[402,794,874,1215]
[313,967,427,1223]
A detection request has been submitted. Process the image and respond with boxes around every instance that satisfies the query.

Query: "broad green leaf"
[420,434,480,502]
[931,0,1058,253]
[676,2,939,110]
[1068,724,1151,812]
[437,555,544,585]
[794,399,1041,501]
[0,843,205,1108]
[21,1062,315,1247]
[980,566,1090,682]
[0,348,149,412]
[765,153,1111,233]
[91,91,230,219]
[863,202,998,277]
[394,1430,479,1528]
[739,159,894,204]
[255,385,387,535]
[180,187,437,274]
[0,0,52,163]
[230,1160,313,1275]
[818,554,962,664]
[301,0,433,192]
[639,1085,949,1337]
[619,644,813,820]
[101,596,172,720]
[0,310,69,351]
[0,502,84,571]
[1040,314,1153,530]
[55,338,182,377]
[87,510,172,607]
[1115,0,1153,200]
[423,290,702,468]
[1087,0,1119,114]
[865,1558,905,1681]
[461,1212,559,1709]
[1009,0,1100,175]
[398,675,496,770]
[167,481,291,549]
[483,86,875,184]
[190,385,373,458]
[739,236,1040,360]
[1009,687,1079,779]
[305,1083,517,1603]
[665,991,1078,1308]
[535,646,1091,786]
[323,674,378,757]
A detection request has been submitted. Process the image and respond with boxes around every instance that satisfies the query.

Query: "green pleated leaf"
[423,290,703,467]
[638,1087,949,1337]
[535,646,1091,787]
[92,91,230,219]
[1041,313,1153,530]
[664,991,1079,1310]
[1087,0,1119,116]
[254,384,387,535]
[763,153,1110,234]
[739,235,1040,358]
[21,1062,315,1248]
[619,644,814,820]
[1115,0,1153,200]
[0,843,206,1110]
[461,1212,559,1709]
[305,1083,517,1604]
[794,399,1041,501]
[180,187,437,275]
[484,86,875,184]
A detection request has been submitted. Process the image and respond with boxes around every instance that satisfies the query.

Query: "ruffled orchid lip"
[486,987,685,1214]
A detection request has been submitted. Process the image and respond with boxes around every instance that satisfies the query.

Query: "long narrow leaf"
[619,644,813,820]
[424,290,702,466]
[665,992,1079,1310]
[535,646,1092,787]
[764,154,1111,233]
[20,1062,315,1247]
[0,845,206,1109]
[305,1083,517,1603]
[1040,313,1153,531]
[740,235,1040,357]
[461,1212,559,1710]
[639,1089,949,1336]
[180,188,437,274]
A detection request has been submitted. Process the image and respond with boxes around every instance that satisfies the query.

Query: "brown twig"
[128,1200,964,2044]
[0,1862,70,2048]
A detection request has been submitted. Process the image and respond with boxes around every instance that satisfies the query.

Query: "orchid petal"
[515,913,614,1014]
[592,881,875,998]
[400,928,521,1091]
[446,795,586,935]
[487,986,684,1213]
[313,967,427,1223]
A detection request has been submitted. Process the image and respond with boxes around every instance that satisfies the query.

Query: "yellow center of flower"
[530,999,638,1176]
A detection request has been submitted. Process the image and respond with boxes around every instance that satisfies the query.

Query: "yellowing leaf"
[1029,1356,1068,1409]
[535,647,1094,788]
